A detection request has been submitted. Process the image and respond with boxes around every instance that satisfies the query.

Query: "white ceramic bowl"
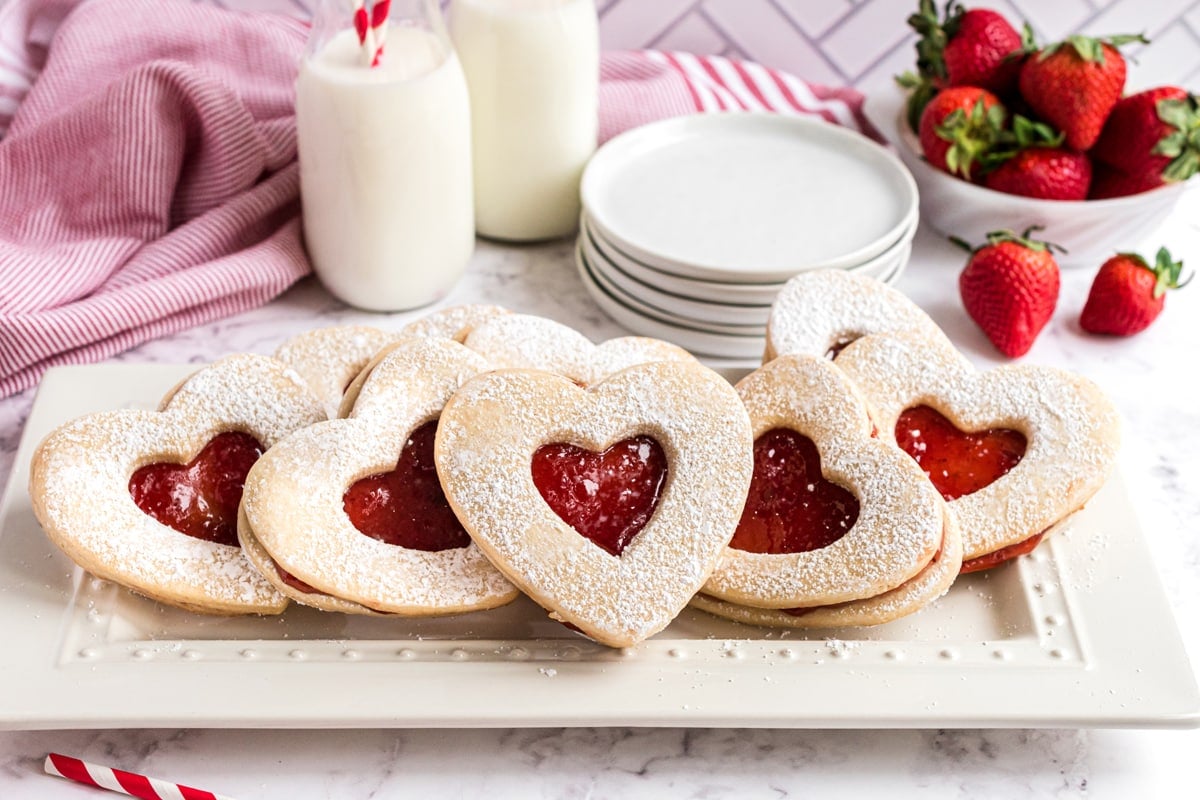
[862,89,1193,268]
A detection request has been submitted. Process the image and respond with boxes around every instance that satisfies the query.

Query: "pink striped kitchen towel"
[0,0,871,399]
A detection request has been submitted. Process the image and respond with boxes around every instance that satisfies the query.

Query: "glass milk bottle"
[450,0,599,241]
[296,0,474,311]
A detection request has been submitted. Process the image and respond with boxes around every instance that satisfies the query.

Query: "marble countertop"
[1,199,1198,797]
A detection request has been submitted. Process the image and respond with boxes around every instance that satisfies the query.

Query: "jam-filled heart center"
[729,428,860,554]
[128,431,264,547]
[895,405,1027,501]
[531,435,668,556]
[343,419,471,551]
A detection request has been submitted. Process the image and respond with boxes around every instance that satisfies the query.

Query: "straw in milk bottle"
[450,0,599,241]
[297,0,474,311]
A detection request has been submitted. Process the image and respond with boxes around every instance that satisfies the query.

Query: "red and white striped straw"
[350,0,375,66]
[44,753,237,800]
[368,0,391,67]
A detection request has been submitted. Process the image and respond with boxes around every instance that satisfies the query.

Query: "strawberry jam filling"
[960,530,1047,574]
[342,420,471,551]
[895,405,1026,500]
[531,436,667,557]
[729,429,859,554]
[276,564,320,594]
[128,431,264,547]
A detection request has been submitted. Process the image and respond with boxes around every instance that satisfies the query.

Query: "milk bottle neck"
[306,0,452,65]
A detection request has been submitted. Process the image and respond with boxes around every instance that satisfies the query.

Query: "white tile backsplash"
[597,0,1200,92]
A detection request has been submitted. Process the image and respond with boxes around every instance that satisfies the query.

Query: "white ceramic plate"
[582,234,772,329]
[583,216,788,304]
[581,112,919,282]
[575,242,768,359]
[2,365,1197,729]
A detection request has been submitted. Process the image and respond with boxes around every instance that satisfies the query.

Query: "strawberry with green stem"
[955,227,1063,357]
[981,115,1092,200]
[919,86,1006,180]
[1090,88,1200,198]
[1080,248,1191,335]
[1018,32,1149,152]
[897,0,1024,131]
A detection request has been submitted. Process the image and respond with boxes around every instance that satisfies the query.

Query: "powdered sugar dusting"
[244,338,518,614]
[274,326,403,418]
[29,354,327,614]
[435,361,754,647]
[238,506,384,616]
[462,313,698,386]
[835,333,1121,559]
[704,354,948,607]
[400,304,510,342]
[692,505,963,628]
[765,270,953,362]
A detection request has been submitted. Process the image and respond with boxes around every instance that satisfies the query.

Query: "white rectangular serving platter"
[1,364,1197,730]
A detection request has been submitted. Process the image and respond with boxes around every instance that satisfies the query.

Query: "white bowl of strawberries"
[864,1,1198,267]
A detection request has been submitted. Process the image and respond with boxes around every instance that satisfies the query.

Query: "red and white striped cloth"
[0,0,872,399]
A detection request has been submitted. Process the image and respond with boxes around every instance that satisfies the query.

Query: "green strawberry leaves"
[951,226,1066,255]
[1153,95,1200,183]
[1040,33,1149,63]
[934,97,1007,177]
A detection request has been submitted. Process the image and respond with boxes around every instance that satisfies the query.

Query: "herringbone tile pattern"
[217,0,1200,92]
[597,0,1200,92]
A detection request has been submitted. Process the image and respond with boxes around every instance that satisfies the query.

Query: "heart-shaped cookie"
[274,305,509,418]
[462,313,697,386]
[835,332,1120,567]
[435,362,754,648]
[29,354,326,615]
[241,338,519,615]
[238,506,385,615]
[700,354,956,617]
[274,326,404,419]
[764,270,953,362]
[691,504,962,628]
[400,303,510,342]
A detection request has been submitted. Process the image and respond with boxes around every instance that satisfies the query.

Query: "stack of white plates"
[577,113,920,360]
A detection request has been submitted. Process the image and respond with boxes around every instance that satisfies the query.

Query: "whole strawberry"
[919,86,1006,180]
[983,147,1091,199]
[1090,88,1200,196]
[899,1,1024,128]
[1018,34,1147,151]
[956,227,1062,357]
[1080,248,1190,335]
[981,115,1091,199]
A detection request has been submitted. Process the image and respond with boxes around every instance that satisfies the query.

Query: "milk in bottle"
[450,0,599,241]
[297,0,474,311]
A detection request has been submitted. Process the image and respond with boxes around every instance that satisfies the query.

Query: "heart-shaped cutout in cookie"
[730,428,860,555]
[30,355,326,615]
[895,405,1027,501]
[129,431,264,547]
[343,419,472,551]
[436,362,753,648]
[835,332,1120,565]
[531,436,667,557]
